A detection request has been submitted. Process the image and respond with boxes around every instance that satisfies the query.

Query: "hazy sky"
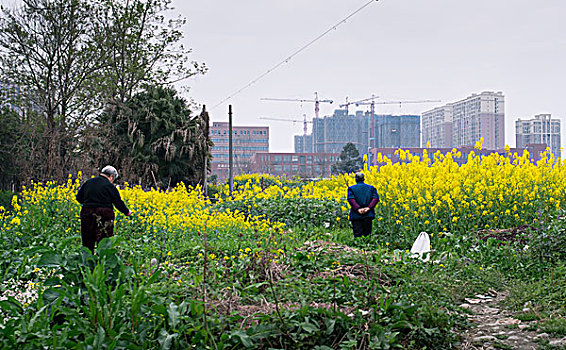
[1,0,564,154]
[180,0,566,154]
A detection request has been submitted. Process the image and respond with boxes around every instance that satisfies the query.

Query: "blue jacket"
[347,183,379,220]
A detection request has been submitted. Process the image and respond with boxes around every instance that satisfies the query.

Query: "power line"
[212,0,380,110]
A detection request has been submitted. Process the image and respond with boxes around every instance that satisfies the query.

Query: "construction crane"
[341,95,441,148]
[259,115,312,136]
[340,94,379,115]
[261,92,333,119]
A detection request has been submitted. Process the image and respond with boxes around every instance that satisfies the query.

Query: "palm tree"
[84,85,210,188]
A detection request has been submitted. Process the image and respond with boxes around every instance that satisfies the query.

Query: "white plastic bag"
[410,232,431,262]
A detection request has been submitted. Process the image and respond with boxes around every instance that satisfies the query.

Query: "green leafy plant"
[217,197,347,229]
[530,210,566,261]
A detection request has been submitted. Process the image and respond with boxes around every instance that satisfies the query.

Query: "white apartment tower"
[516,114,561,157]
[422,91,505,150]
[421,106,453,148]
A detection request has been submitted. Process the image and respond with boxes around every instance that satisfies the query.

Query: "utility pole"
[228,105,233,197]
[201,105,210,197]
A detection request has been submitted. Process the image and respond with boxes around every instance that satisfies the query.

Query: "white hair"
[101,165,119,179]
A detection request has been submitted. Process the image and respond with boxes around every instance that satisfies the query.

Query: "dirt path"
[459,290,566,350]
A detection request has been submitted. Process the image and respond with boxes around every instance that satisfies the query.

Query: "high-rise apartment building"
[374,114,421,148]
[516,114,561,157]
[294,134,313,153]
[422,91,505,150]
[312,110,369,154]
[421,106,453,148]
[209,122,269,181]
[295,109,421,155]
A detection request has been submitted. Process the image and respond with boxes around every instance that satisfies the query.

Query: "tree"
[95,0,206,104]
[332,142,362,175]
[0,0,105,181]
[0,0,206,183]
[85,85,210,188]
[0,107,22,189]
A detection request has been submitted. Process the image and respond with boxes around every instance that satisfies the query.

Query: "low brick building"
[209,122,269,181]
[250,152,339,178]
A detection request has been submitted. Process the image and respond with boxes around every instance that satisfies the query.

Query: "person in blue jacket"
[347,172,379,238]
[76,165,132,252]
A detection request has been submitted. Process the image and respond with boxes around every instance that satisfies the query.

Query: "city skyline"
[422,91,505,151]
[179,0,566,156]
[1,0,563,156]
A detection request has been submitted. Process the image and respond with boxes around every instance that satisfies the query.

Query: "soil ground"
[459,290,566,350]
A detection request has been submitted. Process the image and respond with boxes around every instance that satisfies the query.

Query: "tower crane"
[341,95,441,148]
[259,115,312,136]
[261,92,333,119]
[339,94,379,115]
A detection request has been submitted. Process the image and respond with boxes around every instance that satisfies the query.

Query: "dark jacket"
[347,182,379,220]
[76,176,130,215]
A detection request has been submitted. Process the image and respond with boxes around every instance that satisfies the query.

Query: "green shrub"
[505,263,566,316]
[216,197,348,229]
[540,317,566,336]
[0,190,14,211]
[530,210,566,261]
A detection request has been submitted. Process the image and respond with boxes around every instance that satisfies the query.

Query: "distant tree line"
[0,0,210,190]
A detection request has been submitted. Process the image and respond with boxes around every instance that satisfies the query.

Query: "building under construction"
[294,109,421,156]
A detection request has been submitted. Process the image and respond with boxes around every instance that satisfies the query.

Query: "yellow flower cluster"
[119,182,285,237]
[356,149,565,230]
[4,148,565,248]
[215,174,303,202]
[13,173,285,246]
[21,174,81,205]
[0,195,25,233]
[224,149,566,235]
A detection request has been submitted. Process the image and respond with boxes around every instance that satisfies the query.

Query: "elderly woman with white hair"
[76,166,132,253]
